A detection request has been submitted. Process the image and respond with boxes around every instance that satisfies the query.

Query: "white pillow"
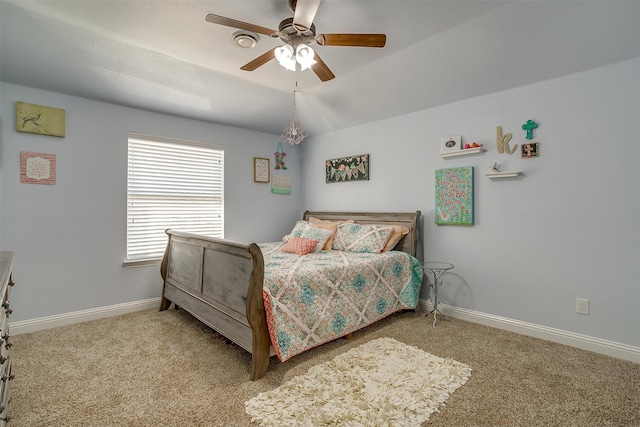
[300,225,335,252]
[283,220,309,242]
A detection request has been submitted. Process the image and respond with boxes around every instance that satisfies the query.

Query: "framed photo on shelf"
[440,135,462,153]
[253,157,270,183]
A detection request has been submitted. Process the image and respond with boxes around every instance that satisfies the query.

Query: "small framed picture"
[253,157,270,183]
[440,135,462,153]
[522,142,539,158]
[20,151,56,185]
[16,101,66,138]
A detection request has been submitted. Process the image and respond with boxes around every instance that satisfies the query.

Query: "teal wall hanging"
[435,167,474,226]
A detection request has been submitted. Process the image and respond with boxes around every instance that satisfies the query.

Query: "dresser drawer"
[0,312,7,348]
[0,252,13,427]
[0,298,12,323]
[0,354,11,427]
[0,327,8,364]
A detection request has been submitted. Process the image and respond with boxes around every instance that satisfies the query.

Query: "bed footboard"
[160,230,270,380]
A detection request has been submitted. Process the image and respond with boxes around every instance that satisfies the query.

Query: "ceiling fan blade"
[293,0,321,31]
[316,34,387,48]
[311,52,335,82]
[240,49,276,71]
[205,14,277,37]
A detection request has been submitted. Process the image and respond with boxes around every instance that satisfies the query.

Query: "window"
[125,133,223,266]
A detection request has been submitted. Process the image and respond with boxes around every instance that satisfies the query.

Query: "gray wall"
[1,59,638,353]
[0,82,302,322]
[302,58,640,349]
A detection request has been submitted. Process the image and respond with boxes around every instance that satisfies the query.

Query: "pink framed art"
[20,151,56,185]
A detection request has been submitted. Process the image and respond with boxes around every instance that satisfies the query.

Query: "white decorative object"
[485,162,520,178]
[440,135,462,153]
[245,337,471,426]
[281,91,307,145]
[485,171,521,179]
[439,146,485,158]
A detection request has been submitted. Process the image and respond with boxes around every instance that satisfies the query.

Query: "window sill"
[122,258,162,268]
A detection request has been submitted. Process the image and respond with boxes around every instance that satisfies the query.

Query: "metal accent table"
[422,262,454,327]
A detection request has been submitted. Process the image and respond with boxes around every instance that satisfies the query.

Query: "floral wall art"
[326,154,369,183]
[435,167,474,226]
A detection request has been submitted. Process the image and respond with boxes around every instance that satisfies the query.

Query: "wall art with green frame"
[435,167,474,226]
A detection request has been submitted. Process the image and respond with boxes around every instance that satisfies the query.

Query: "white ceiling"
[1,0,639,136]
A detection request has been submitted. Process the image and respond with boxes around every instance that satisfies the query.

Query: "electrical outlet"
[576,298,589,315]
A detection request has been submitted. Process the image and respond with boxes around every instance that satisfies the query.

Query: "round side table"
[422,262,454,327]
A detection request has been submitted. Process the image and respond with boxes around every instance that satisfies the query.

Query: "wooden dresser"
[0,252,14,426]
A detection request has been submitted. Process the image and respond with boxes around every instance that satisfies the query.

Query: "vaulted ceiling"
[1,1,639,136]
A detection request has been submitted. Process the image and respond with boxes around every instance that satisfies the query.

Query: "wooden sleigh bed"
[159,211,422,380]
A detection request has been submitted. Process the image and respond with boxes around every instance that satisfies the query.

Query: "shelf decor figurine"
[485,162,520,179]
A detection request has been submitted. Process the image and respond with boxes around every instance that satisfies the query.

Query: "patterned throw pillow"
[282,237,319,255]
[332,223,394,253]
[300,225,335,252]
[308,217,338,250]
[282,220,309,242]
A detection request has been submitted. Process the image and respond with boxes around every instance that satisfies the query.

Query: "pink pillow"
[282,237,319,255]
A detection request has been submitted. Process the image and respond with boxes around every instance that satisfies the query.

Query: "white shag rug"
[245,337,472,426]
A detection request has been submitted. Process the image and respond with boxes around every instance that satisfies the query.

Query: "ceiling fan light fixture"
[295,44,316,70]
[206,7,386,82]
[275,44,297,71]
[232,31,259,48]
[275,44,316,72]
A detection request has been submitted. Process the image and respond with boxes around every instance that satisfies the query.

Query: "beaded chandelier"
[281,91,307,145]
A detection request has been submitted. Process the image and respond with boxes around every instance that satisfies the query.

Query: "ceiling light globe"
[275,44,293,61]
[295,45,317,70]
[275,44,297,71]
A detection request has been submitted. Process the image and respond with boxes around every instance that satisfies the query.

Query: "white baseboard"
[418,299,640,364]
[9,297,639,364]
[9,297,162,335]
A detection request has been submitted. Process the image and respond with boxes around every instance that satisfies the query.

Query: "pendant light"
[281,88,307,145]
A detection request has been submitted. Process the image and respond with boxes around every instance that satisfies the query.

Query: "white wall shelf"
[485,171,521,179]
[439,147,485,158]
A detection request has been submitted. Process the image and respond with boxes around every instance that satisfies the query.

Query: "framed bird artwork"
[15,101,65,137]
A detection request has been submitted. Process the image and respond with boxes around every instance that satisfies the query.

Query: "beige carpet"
[245,337,471,426]
[9,308,640,426]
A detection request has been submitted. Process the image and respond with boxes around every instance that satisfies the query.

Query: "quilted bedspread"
[258,242,424,362]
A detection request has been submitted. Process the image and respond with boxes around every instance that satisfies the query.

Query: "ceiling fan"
[205,0,386,82]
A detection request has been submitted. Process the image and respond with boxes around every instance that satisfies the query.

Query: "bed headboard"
[302,211,422,260]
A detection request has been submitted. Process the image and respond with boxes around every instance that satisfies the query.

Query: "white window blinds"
[126,133,224,265]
